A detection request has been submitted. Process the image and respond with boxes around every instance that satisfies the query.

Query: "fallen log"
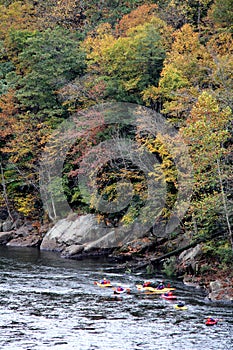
[133,237,205,271]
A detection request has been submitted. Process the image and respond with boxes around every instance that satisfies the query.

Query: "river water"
[0,246,232,350]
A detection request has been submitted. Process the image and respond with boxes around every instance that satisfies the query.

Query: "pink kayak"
[161,293,177,300]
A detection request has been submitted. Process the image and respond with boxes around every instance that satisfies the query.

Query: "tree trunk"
[133,237,205,271]
[217,158,233,250]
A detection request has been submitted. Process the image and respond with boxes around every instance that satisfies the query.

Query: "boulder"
[208,280,233,301]
[179,244,202,262]
[6,234,42,247]
[178,244,203,275]
[40,214,102,252]
[61,244,85,258]
[209,280,222,293]
[83,230,119,252]
[0,231,14,244]
[2,220,13,232]
[40,214,145,257]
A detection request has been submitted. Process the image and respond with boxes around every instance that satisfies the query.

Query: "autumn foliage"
[0,1,232,255]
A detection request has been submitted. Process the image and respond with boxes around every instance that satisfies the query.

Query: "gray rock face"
[1,220,13,232]
[177,244,203,275]
[40,214,102,252]
[208,280,231,301]
[0,232,13,244]
[6,234,41,247]
[179,244,202,262]
[40,214,144,257]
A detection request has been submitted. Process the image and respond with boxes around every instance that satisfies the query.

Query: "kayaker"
[101,278,110,284]
[177,301,185,308]
[157,281,165,290]
[143,281,152,287]
[116,286,124,292]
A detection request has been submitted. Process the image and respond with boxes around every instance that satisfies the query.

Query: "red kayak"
[205,318,218,326]
[161,293,177,300]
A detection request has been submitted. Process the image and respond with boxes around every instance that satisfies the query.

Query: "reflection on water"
[0,246,232,350]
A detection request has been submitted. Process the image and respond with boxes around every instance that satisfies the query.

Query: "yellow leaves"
[142,85,160,106]
[0,2,37,40]
[14,193,36,217]
[82,23,116,73]
[142,64,190,108]
[52,0,78,17]
[170,24,199,54]
[138,134,177,187]
[189,91,231,127]
[123,77,141,91]
[159,65,189,92]
[0,89,18,140]
[181,91,232,191]
[96,22,113,37]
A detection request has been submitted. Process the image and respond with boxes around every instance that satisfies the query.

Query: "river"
[0,246,232,350]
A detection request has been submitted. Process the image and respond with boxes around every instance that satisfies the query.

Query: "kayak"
[94,281,112,288]
[161,293,177,300]
[174,304,188,310]
[205,319,218,326]
[113,287,131,294]
[136,284,175,294]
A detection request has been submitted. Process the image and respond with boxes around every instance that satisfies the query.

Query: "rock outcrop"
[40,214,144,258]
[0,231,14,245]
[178,244,203,275]
[208,279,233,301]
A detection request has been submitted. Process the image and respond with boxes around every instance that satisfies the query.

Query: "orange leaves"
[207,32,233,57]
[165,24,210,81]
[116,4,158,36]
[0,89,18,140]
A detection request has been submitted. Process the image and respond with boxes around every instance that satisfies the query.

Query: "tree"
[0,1,37,40]
[157,0,213,30]
[142,24,210,118]
[181,92,232,246]
[0,25,86,220]
[83,17,168,103]
[209,0,233,28]
[206,31,233,110]
[115,4,158,36]
[6,27,85,123]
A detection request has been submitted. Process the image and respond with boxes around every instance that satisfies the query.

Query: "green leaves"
[84,18,167,103]
[7,27,85,121]
[210,0,233,28]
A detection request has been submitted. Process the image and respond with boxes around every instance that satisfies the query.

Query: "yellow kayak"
[174,304,188,310]
[136,284,175,294]
[94,281,112,288]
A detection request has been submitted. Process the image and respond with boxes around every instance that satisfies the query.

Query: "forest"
[0,0,232,266]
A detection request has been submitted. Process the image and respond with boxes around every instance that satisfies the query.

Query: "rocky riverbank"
[0,213,232,302]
